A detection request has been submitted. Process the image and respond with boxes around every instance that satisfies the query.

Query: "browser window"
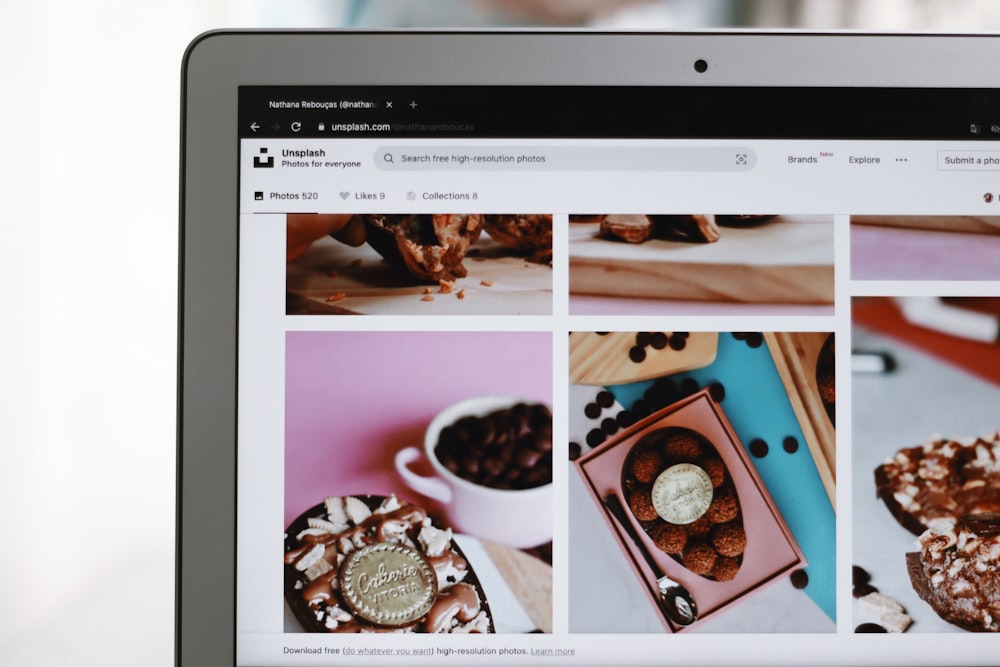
[234,85,1000,664]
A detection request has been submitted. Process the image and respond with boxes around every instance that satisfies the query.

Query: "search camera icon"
[383,153,394,164]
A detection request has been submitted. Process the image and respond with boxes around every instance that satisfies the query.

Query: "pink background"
[284,331,553,528]
[851,225,1000,280]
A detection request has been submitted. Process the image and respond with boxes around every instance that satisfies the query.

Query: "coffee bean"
[483,458,504,477]
[517,448,542,468]
[461,457,480,477]
[530,403,552,427]
[434,402,553,490]
[439,452,459,474]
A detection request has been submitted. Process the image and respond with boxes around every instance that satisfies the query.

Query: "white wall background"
[1,1,998,665]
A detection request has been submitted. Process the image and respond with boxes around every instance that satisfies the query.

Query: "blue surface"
[609,333,836,622]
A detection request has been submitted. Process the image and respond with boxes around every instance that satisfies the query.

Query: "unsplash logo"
[253,147,274,168]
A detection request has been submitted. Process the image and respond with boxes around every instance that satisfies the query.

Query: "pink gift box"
[575,388,805,632]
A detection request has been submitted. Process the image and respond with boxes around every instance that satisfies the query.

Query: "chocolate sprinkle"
[782,436,799,454]
[584,403,601,419]
[568,442,582,461]
[669,335,687,351]
[601,417,619,435]
[749,438,769,458]
[650,332,668,349]
[629,346,646,363]
[790,569,809,589]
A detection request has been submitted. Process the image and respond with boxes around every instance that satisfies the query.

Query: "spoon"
[604,494,698,626]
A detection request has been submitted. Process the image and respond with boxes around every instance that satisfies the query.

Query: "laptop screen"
[231,80,1000,662]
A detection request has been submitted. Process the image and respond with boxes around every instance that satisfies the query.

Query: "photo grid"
[276,209,1000,641]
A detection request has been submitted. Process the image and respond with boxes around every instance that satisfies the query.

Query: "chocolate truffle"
[706,492,739,524]
[628,486,660,522]
[650,521,688,554]
[632,448,665,484]
[686,515,712,538]
[702,456,726,488]
[682,542,717,575]
[711,556,741,582]
[711,522,747,557]
[665,432,702,463]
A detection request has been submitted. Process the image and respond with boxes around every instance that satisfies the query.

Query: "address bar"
[374,146,756,171]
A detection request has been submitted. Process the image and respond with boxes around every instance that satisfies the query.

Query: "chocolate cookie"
[284,495,493,633]
[600,214,653,243]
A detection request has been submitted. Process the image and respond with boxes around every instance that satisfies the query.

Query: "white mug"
[395,395,553,549]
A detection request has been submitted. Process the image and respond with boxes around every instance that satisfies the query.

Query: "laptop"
[179,30,1000,665]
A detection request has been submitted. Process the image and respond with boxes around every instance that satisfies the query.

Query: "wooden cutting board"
[764,332,836,508]
[852,215,1000,235]
[287,235,552,315]
[569,215,833,304]
[569,331,718,385]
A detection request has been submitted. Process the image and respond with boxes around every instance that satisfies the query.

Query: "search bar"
[375,146,756,171]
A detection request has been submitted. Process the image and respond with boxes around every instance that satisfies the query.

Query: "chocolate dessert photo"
[853,297,1000,633]
[568,331,835,633]
[282,331,553,633]
[285,212,552,315]
[568,213,833,315]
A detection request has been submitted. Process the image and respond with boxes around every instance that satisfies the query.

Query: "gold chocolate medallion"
[340,542,437,626]
[652,463,713,524]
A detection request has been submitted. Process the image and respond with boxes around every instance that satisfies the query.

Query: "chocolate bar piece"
[875,432,1000,536]
[363,214,483,283]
